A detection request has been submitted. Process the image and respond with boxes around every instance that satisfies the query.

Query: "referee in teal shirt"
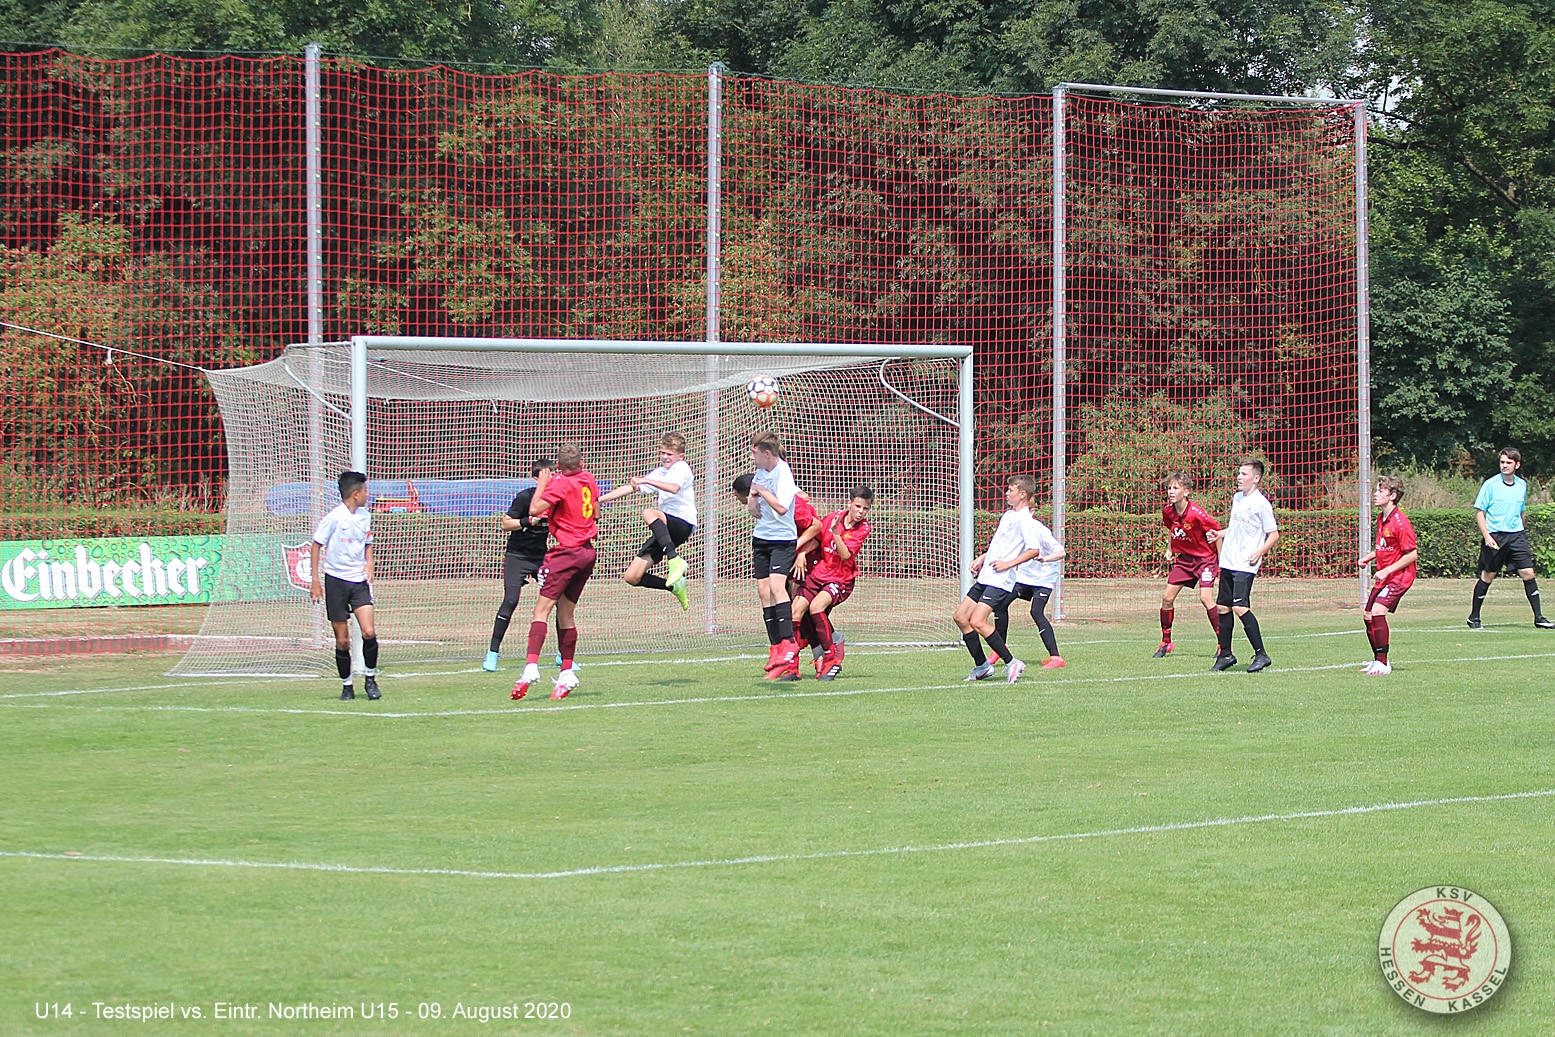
[1468,447,1554,629]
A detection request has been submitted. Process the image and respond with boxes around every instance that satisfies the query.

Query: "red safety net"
[1058,94,1360,612]
[1,52,1360,605]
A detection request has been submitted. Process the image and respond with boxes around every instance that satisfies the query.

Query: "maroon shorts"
[1366,576,1412,614]
[1168,553,1219,588]
[798,570,855,611]
[536,543,597,602]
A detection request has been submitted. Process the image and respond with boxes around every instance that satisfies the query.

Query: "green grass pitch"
[3,579,1554,1034]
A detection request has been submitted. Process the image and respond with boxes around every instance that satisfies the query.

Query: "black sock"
[776,609,794,643]
[335,647,351,682]
[490,612,512,653]
[762,605,780,645]
[1239,611,1265,654]
[649,519,677,560]
[993,607,1010,643]
[1217,612,1234,654]
[1471,578,1490,618]
[1032,589,1058,656]
[984,629,1013,664]
[1525,579,1544,619]
[639,573,669,591]
[362,636,378,671]
[962,631,987,666]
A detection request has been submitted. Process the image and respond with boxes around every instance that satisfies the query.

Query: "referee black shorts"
[1478,530,1535,574]
[1216,569,1256,610]
[324,573,373,623]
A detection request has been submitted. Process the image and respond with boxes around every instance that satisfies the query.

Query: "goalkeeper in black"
[483,458,554,670]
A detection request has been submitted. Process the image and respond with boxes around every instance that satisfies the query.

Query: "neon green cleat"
[665,556,687,587]
[670,576,690,611]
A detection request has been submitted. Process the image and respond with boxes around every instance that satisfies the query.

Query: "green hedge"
[0,509,226,540]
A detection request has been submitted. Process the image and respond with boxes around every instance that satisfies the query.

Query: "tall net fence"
[172,346,962,675]
[1,49,1362,629]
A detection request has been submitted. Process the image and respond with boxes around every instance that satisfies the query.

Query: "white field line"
[5,652,1554,721]
[3,788,1551,882]
[2,626,1505,703]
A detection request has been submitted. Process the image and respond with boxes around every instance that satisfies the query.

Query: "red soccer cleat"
[819,651,843,681]
[1152,640,1174,658]
[1041,656,1066,669]
[511,682,528,700]
[769,662,801,681]
[763,643,781,672]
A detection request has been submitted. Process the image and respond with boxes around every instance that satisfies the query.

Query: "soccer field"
[3,580,1553,1034]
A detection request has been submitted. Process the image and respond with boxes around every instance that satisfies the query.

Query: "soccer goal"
[170,336,973,677]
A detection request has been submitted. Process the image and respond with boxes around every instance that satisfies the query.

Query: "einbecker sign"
[0,536,223,609]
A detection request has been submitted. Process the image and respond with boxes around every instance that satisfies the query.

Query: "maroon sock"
[812,610,836,652]
[1205,607,1221,635]
[558,626,579,668]
[1372,615,1388,663]
[1363,615,1376,651]
[525,620,548,664]
[1159,607,1174,639]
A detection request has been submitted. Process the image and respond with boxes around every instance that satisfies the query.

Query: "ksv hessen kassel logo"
[282,544,312,591]
[1379,886,1510,1013]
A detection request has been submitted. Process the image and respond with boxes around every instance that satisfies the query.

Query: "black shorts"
[637,514,696,562]
[753,537,798,579]
[1216,569,1256,609]
[1478,530,1535,574]
[324,573,373,623]
[966,582,1019,613]
[502,552,543,599]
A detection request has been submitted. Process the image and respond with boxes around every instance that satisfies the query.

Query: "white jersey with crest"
[312,502,373,582]
[638,459,698,525]
[977,507,1044,591]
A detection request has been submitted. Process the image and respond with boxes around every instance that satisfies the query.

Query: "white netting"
[172,344,963,676]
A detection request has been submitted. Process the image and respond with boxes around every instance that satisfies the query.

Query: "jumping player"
[992,513,1066,669]
[792,486,873,680]
[1206,460,1279,673]
[1467,447,1554,629]
[1356,476,1419,674]
[309,470,381,701]
[512,444,601,701]
[746,431,801,680]
[598,431,696,611]
[1156,471,1223,657]
[954,475,1046,683]
[787,489,825,666]
[484,458,553,671]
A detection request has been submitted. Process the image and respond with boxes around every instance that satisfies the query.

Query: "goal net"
[171,340,969,677]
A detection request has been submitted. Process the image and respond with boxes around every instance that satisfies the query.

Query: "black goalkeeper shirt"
[504,487,550,560]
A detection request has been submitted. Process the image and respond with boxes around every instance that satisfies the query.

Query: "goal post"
[171,337,973,678]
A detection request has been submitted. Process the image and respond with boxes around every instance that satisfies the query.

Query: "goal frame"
[346,335,977,633]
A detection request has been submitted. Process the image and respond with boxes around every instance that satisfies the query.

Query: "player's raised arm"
[529,467,556,518]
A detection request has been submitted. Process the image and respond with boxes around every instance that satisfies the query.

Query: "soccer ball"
[747,375,779,408]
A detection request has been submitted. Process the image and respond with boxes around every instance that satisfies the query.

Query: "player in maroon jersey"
[1356,475,1419,675]
[512,443,601,701]
[1156,472,1223,657]
[787,490,825,666]
[792,486,873,680]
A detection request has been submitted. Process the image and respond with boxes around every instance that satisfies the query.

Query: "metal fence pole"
[1355,103,1372,607]
[703,63,724,634]
[1051,84,1068,621]
[305,42,325,648]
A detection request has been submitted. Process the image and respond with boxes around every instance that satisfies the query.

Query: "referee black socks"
[1470,578,1490,619]
[1526,578,1544,620]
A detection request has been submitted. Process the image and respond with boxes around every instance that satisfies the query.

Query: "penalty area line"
[4,788,1553,882]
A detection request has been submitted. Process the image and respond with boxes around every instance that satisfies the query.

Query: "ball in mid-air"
[747,375,779,408]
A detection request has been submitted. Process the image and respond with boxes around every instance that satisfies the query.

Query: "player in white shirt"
[953,475,1049,683]
[992,515,1067,669]
[309,470,381,700]
[747,430,801,679]
[599,431,697,611]
[1205,459,1280,673]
